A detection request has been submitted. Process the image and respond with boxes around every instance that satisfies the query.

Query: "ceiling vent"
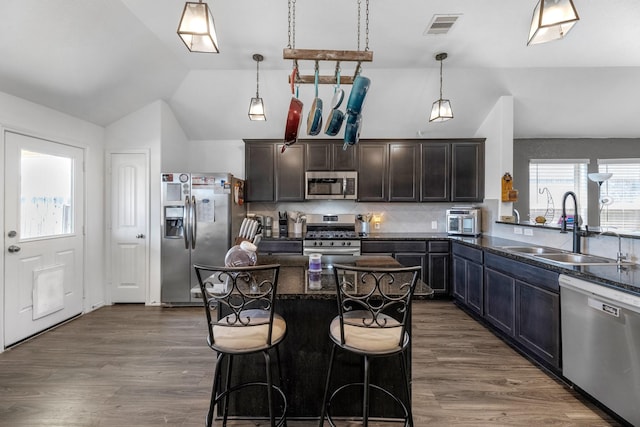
[423,14,461,36]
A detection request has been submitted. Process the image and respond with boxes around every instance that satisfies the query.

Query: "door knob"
[136,234,145,239]
[8,245,21,253]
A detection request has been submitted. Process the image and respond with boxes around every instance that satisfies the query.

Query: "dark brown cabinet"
[421,142,449,201]
[245,141,305,202]
[357,143,388,202]
[389,143,420,202]
[426,240,450,296]
[452,242,483,315]
[276,143,305,201]
[245,143,275,202]
[245,139,484,203]
[361,239,450,296]
[306,142,357,171]
[483,252,560,371]
[257,239,303,255]
[451,142,484,202]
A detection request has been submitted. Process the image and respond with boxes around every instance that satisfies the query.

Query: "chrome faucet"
[513,208,520,224]
[600,230,627,264]
[560,191,581,253]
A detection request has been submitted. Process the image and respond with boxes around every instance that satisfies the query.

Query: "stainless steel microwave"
[305,171,357,200]
[446,208,481,236]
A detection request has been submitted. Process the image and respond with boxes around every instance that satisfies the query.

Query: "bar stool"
[194,263,287,427]
[318,264,421,427]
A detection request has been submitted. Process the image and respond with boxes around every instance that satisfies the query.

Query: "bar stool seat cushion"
[329,310,405,353]
[213,309,287,352]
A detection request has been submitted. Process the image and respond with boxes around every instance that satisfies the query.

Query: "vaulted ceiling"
[1,1,639,140]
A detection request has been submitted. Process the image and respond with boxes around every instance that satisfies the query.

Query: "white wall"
[0,90,105,351]
[188,140,245,178]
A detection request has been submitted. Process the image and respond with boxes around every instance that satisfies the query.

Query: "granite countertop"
[450,235,640,295]
[259,254,434,300]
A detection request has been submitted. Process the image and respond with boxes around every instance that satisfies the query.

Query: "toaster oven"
[446,208,481,236]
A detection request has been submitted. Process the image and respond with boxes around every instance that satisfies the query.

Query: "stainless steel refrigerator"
[161,172,246,305]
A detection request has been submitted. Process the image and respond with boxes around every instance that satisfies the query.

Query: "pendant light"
[527,0,579,46]
[177,1,219,53]
[248,54,266,121]
[429,52,453,123]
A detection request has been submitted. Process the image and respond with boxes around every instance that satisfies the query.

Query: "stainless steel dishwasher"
[559,274,640,426]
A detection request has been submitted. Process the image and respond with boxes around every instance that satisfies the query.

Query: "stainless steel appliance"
[161,172,246,305]
[305,171,357,200]
[303,213,361,255]
[446,207,481,236]
[559,274,640,426]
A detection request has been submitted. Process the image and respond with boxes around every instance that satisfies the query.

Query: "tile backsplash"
[248,200,471,234]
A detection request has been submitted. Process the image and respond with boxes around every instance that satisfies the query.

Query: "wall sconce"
[248,54,266,121]
[429,52,454,123]
[177,1,220,53]
[527,0,579,46]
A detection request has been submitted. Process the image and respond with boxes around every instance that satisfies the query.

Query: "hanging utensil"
[306,63,323,136]
[283,66,303,152]
[325,66,345,136]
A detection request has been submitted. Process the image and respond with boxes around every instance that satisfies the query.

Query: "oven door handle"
[303,247,361,255]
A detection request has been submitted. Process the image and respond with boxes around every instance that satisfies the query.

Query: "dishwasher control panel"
[559,274,640,309]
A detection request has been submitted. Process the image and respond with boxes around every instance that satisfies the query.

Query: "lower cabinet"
[361,239,450,295]
[452,242,483,314]
[257,239,303,255]
[484,252,560,371]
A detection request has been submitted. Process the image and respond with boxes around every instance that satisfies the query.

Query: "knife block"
[278,219,288,237]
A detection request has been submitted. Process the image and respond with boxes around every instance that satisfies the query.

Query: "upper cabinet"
[451,142,485,202]
[245,143,275,202]
[245,139,484,203]
[389,143,420,202]
[306,141,357,171]
[421,140,485,202]
[421,142,449,201]
[245,141,305,202]
[357,143,388,202]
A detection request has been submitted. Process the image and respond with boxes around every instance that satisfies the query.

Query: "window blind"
[598,159,640,231]
[529,160,588,224]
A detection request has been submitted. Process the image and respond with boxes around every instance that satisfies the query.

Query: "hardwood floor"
[0,300,621,427]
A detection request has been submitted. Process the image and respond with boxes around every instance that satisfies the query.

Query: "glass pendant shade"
[429,99,453,122]
[248,97,266,121]
[429,52,453,123]
[528,0,579,46]
[248,53,266,121]
[177,1,219,53]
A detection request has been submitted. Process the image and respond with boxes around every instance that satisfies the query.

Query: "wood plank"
[283,48,373,62]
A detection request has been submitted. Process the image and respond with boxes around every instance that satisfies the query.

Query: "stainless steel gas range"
[303,214,361,256]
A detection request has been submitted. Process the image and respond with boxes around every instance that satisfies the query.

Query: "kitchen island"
[214,255,433,420]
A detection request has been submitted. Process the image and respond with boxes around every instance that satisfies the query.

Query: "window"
[20,149,74,239]
[598,159,640,231]
[529,159,588,225]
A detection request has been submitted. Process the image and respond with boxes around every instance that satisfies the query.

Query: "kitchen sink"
[499,246,633,266]
[534,253,626,266]
[500,246,566,255]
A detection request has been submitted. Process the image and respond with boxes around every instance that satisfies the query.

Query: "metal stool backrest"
[194,263,281,349]
[331,263,421,351]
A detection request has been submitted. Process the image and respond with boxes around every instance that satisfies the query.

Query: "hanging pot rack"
[284,0,373,85]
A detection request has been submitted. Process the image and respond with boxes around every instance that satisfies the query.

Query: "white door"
[4,131,84,347]
[109,152,148,303]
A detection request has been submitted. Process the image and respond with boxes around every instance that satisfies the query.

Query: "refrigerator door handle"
[191,195,197,249]
[183,195,190,249]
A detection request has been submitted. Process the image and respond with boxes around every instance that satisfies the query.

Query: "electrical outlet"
[524,228,533,236]
[374,222,380,230]
[431,220,438,230]
[514,227,523,235]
